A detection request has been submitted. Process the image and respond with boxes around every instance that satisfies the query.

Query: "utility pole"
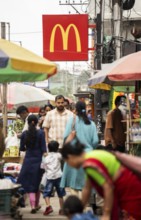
[112,0,122,59]
[94,0,104,137]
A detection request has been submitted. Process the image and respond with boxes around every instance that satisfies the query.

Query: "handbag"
[114,151,141,177]
[64,115,76,144]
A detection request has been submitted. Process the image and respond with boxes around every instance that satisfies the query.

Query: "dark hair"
[70,103,76,111]
[39,106,45,113]
[63,196,83,216]
[45,104,54,110]
[64,99,70,105]
[76,101,91,125]
[25,114,38,147]
[16,105,28,115]
[55,95,65,102]
[62,141,84,159]
[48,141,59,152]
[115,95,126,106]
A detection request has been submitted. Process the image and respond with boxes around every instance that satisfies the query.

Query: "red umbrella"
[109,51,141,81]
[88,51,141,90]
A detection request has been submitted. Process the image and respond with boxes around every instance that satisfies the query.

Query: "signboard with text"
[43,14,88,61]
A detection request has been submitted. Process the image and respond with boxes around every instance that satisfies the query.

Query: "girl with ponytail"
[18,114,47,214]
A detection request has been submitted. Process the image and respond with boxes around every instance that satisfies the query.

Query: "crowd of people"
[11,94,141,220]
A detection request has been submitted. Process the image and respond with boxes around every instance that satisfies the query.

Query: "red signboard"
[43,14,88,61]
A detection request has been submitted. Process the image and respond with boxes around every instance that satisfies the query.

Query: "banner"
[43,14,88,61]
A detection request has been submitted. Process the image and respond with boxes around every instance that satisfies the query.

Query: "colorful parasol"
[0,38,57,136]
[0,38,57,82]
[88,51,141,90]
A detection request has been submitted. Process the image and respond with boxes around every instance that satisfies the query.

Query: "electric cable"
[133,8,141,17]
[81,0,90,13]
[10,31,42,35]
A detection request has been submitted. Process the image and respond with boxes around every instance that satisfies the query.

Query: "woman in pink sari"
[61,142,141,220]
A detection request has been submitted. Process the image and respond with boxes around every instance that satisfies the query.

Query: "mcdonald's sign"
[43,15,88,61]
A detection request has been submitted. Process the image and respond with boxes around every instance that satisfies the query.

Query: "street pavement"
[20,192,100,220]
[21,195,67,220]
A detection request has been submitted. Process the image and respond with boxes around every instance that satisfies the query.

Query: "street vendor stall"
[0,38,57,194]
[88,51,141,153]
[0,38,57,137]
[0,39,57,219]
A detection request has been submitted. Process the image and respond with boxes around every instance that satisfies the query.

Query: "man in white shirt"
[43,95,73,149]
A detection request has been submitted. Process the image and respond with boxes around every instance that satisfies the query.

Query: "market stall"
[0,38,57,137]
[0,37,57,150]
[88,51,141,153]
[0,38,57,208]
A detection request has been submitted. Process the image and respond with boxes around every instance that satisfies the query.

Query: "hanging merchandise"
[122,0,135,10]
[4,129,20,157]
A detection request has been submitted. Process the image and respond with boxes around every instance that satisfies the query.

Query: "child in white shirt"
[42,141,66,216]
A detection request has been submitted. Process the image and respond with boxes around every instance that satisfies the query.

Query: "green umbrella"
[0,38,57,136]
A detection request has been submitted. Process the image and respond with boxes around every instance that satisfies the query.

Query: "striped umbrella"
[0,38,57,82]
[0,38,57,136]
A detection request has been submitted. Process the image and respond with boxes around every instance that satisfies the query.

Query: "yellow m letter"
[50,24,82,53]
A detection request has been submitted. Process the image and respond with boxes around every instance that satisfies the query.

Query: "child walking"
[42,141,66,215]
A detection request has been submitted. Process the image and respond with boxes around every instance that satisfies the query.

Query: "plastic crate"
[0,189,12,214]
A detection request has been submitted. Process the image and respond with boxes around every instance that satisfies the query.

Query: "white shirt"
[42,152,62,180]
[22,113,32,132]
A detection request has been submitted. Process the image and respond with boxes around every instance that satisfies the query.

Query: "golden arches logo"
[50,24,82,53]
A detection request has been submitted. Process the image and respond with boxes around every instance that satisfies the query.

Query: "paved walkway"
[21,196,67,220]
[20,193,100,220]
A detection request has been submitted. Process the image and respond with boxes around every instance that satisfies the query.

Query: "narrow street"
[21,196,67,220]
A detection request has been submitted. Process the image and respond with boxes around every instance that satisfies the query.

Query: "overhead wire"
[133,8,141,17]
[10,31,42,35]
[95,0,100,8]
[81,0,90,13]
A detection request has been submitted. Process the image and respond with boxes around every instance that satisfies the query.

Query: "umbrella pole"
[126,88,131,153]
[2,83,8,137]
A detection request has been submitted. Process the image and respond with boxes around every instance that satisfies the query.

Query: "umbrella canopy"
[88,52,141,90]
[0,38,57,82]
[109,51,141,81]
[0,38,57,136]
[0,83,55,110]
